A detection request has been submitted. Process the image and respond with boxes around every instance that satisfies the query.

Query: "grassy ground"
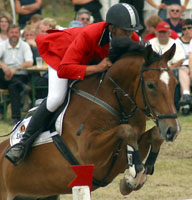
[0,114,192,200]
[60,114,192,200]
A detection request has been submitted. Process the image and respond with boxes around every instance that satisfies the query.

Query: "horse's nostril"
[166,126,176,141]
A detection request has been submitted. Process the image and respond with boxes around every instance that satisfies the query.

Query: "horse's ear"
[162,43,176,62]
[144,45,154,63]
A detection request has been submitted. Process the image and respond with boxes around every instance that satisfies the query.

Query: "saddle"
[10,89,71,147]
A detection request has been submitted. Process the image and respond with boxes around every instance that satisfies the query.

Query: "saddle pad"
[10,95,70,147]
[10,114,61,147]
[10,81,75,147]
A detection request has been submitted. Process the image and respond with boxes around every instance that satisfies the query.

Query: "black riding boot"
[5,100,53,166]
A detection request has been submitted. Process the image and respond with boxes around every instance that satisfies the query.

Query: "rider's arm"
[57,30,110,80]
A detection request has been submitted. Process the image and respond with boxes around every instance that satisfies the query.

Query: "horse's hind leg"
[120,126,163,195]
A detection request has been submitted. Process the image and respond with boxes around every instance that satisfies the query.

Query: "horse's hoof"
[119,178,133,195]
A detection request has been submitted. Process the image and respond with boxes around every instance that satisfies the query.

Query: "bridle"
[108,61,178,126]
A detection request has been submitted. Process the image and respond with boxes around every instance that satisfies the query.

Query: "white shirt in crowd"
[176,37,191,66]
[149,37,186,66]
[0,38,33,75]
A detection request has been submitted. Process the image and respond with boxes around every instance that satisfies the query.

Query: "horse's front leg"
[142,126,164,175]
[117,124,145,195]
[120,126,164,195]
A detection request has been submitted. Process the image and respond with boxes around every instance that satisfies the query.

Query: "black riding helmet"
[106,3,143,31]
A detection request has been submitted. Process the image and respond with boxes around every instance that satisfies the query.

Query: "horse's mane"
[109,37,145,63]
[109,37,161,65]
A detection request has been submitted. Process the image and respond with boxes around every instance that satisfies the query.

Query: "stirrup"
[5,144,28,166]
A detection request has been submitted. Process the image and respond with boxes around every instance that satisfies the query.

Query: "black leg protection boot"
[5,100,53,166]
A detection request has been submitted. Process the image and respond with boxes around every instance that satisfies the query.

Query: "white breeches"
[47,66,68,112]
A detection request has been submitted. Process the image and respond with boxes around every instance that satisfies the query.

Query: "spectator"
[144,15,179,41]
[0,24,33,125]
[23,22,49,101]
[15,0,42,29]
[35,21,52,35]
[75,8,92,27]
[178,19,192,115]
[27,13,43,29]
[146,0,189,20]
[164,4,183,36]
[149,21,185,111]
[23,25,39,64]
[0,11,13,43]
[41,18,57,29]
[72,0,103,23]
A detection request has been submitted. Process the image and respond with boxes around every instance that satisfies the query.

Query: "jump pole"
[72,186,91,200]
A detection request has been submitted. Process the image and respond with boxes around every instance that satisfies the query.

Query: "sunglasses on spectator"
[182,26,192,31]
[171,9,180,12]
[80,17,89,21]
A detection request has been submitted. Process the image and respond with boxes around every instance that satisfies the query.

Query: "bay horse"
[0,38,180,200]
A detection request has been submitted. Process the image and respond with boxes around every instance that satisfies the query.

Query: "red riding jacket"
[36,21,140,80]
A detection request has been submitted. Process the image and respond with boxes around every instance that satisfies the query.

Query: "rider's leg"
[5,66,68,166]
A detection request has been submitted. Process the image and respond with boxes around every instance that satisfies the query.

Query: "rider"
[5,3,143,166]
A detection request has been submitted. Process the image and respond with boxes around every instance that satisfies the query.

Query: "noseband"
[108,62,177,125]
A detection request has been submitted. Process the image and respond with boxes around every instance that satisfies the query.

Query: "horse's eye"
[147,81,155,90]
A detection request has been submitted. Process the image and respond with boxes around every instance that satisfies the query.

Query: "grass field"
[0,114,192,200]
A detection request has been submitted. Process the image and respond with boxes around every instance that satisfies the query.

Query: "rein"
[139,65,177,125]
[106,63,178,126]
[72,63,178,126]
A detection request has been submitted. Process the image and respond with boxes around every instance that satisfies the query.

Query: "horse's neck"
[107,56,142,96]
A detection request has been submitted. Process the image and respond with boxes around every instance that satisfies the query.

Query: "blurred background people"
[0,11,13,43]
[72,0,103,23]
[75,8,92,27]
[35,18,56,35]
[165,4,183,36]
[27,13,43,29]
[144,14,179,41]
[15,0,42,29]
[144,0,189,20]
[22,24,39,64]
[0,24,33,125]
[177,19,192,115]
[149,21,185,111]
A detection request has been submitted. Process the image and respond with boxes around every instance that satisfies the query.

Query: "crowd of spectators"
[0,0,192,124]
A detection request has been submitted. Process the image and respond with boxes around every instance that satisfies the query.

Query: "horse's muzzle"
[158,120,181,142]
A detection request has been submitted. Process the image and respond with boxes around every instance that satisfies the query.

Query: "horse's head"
[109,38,180,142]
[136,44,181,141]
